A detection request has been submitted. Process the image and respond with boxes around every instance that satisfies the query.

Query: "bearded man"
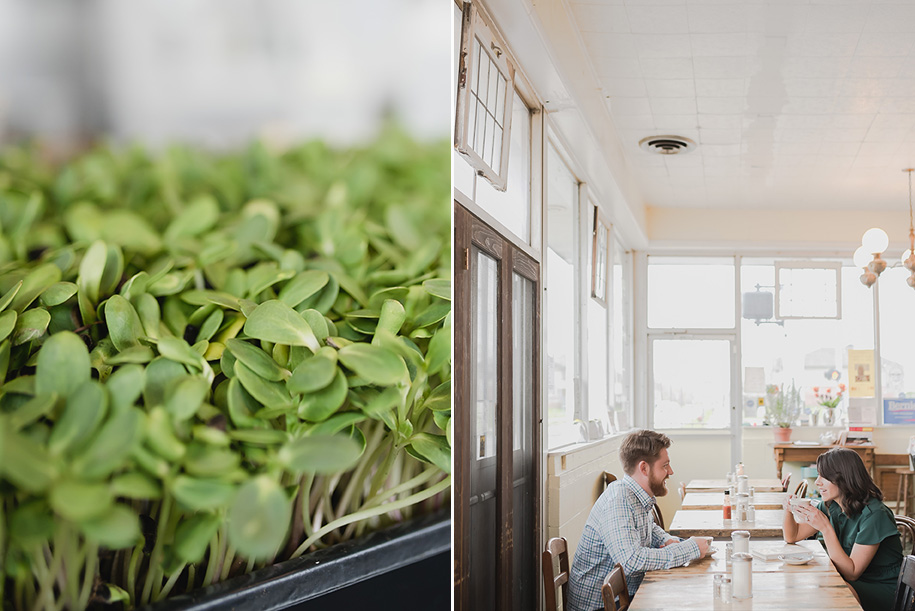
[567,429,709,611]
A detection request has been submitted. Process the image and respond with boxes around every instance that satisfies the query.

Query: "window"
[775,261,841,319]
[610,235,632,431]
[741,259,873,426]
[647,256,735,329]
[546,143,579,448]
[878,267,915,404]
[455,2,514,190]
[587,201,610,432]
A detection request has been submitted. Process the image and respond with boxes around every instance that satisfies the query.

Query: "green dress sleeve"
[854,501,898,546]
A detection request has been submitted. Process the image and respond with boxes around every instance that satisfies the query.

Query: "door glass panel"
[512,271,534,611]
[470,247,498,610]
[652,339,732,429]
[648,256,735,329]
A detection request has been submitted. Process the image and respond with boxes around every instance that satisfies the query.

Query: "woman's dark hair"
[816,448,882,516]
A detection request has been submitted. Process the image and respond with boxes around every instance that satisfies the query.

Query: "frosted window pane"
[648,256,735,328]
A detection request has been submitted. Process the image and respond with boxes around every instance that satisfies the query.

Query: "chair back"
[897,515,915,556]
[794,480,808,498]
[781,473,791,492]
[678,482,686,502]
[601,563,631,611]
[651,503,663,528]
[603,471,617,490]
[893,554,915,611]
[542,537,570,611]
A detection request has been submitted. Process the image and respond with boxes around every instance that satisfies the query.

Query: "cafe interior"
[453,0,915,608]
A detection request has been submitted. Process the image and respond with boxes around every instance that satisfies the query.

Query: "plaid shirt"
[567,475,700,611]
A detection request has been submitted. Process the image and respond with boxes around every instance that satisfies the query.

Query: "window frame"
[774,260,842,320]
[455,1,515,191]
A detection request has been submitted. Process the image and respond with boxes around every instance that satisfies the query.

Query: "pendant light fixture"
[857,168,915,289]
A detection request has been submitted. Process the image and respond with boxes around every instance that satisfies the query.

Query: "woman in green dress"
[783,447,902,611]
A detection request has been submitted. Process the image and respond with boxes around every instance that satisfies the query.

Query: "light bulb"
[904,249,915,272]
[853,246,871,268]
[862,227,889,254]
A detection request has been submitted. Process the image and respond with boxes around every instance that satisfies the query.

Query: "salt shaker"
[736,493,749,521]
[731,530,750,554]
[748,486,755,503]
[747,506,756,522]
[726,471,734,485]
[737,474,749,494]
[725,542,733,565]
[713,574,732,602]
[731,552,753,599]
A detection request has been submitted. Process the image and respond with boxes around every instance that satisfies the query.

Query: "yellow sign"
[848,349,875,397]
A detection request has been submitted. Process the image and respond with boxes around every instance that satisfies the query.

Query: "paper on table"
[752,544,812,562]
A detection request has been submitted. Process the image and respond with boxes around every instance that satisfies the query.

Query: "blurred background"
[0,0,450,149]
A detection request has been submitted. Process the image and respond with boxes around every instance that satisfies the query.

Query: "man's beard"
[649,474,668,497]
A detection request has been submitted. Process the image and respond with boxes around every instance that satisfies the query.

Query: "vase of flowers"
[814,384,845,426]
[766,382,802,442]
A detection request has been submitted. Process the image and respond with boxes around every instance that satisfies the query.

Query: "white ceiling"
[567,0,915,212]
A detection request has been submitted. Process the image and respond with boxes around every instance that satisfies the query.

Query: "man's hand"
[688,536,711,557]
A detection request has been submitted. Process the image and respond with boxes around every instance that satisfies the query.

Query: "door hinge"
[463,248,470,270]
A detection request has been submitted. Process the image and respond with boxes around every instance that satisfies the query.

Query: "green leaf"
[49,480,113,522]
[0,309,17,343]
[235,362,293,409]
[173,513,221,564]
[408,433,451,473]
[227,377,260,428]
[183,443,240,478]
[422,279,451,301]
[172,476,236,510]
[227,428,288,445]
[306,412,367,437]
[145,406,185,461]
[0,281,22,313]
[425,324,450,374]
[288,353,337,394]
[39,281,78,307]
[197,308,225,342]
[165,376,210,421]
[11,263,61,312]
[226,338,287,382]
[422,381,451,412]
[135,293,161,339]
[246,263,295,297]
[48,380,108,456]
[9,502,55,546]
[297,370,348,422]
[359,386,403,420]
[278,270,329,307]
[165,195,220,241]
[244,300,320,351]
[79,504,141,549]
[373,299,406,340]
[12,307,50,345]
[338,344,408,385]
[385,203,422,250]
[300,309,329,341]
[143,357,188,408]
[157,336,206,370]
[181,290,240,311]
[411,302,451,328]
[77,240,108,304]
[0,426,58,492]
[278,434,362,475]
[227,476,291,560]
[101,211,162,255]
[105,294,146,351]
[74,407,145,479]
[8,392,58,431]
[110,472,162,500]
[106,345,154,365]
[106,364,145,415]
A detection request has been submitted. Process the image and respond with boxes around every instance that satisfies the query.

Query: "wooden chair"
[893,554,915,611]
[542,537,570,611]
[794,480,808,499]
[651,503,664,528]
[601,562,631,611]
[781,473,791,492]
[603,471,617,490]
[897,515,915,556]
[678,482,686,502]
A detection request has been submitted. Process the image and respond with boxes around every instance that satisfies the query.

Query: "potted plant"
[765,382,801,442]
[813,383,845,426]
[0,127,451,610]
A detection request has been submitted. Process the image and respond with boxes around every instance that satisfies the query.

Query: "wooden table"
[668,509,786,538]
[679,540,833,574]
[680,491,787,511]
[684,478,783,493]
[630,571,861,610]
[772,443,875,479]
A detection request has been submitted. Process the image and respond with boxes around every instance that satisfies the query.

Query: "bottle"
[731,552,753,599]
[723,489,732,519]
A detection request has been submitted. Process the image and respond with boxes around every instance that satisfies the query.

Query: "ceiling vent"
[639,135,697,155]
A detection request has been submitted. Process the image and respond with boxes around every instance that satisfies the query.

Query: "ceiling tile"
[615,114,657,129]
[694,78,747,97]
[604,77,648,97]
[833,97,883,114]
[572,5,630,33]
[863,128,907,143]
[784,32,859,57]
[652,114,699,130]
[687,4,758,34]
[854,31,914,57]
[645,78,696,97]
[881,98,915,113]
[583,32,637,57]
[633,34,693,58]
[626,5,689,33]
[846,57,904,78]
[650,97,698,114]
[781,56,851,79]
[592,56,642,79]
[697,113,743,129]
[863,4,915,34]
[836,78,891,98]
[609,97,652,115]
[830,114,875,129]
[640,57,694,79]
[820,127,869,143]
[699,128,742,144]
[782,98,837,114]
[696,96,746,114]
[870,113,915,131]
[690,33,758,57]
[803,5,870,34]
[784,78,839,98]
[693,56,747,78]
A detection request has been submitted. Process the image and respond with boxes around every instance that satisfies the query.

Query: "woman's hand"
[781,493,795,511]
[796,503,830,533]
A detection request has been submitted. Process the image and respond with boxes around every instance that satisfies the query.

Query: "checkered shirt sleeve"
[567,477,700,611]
